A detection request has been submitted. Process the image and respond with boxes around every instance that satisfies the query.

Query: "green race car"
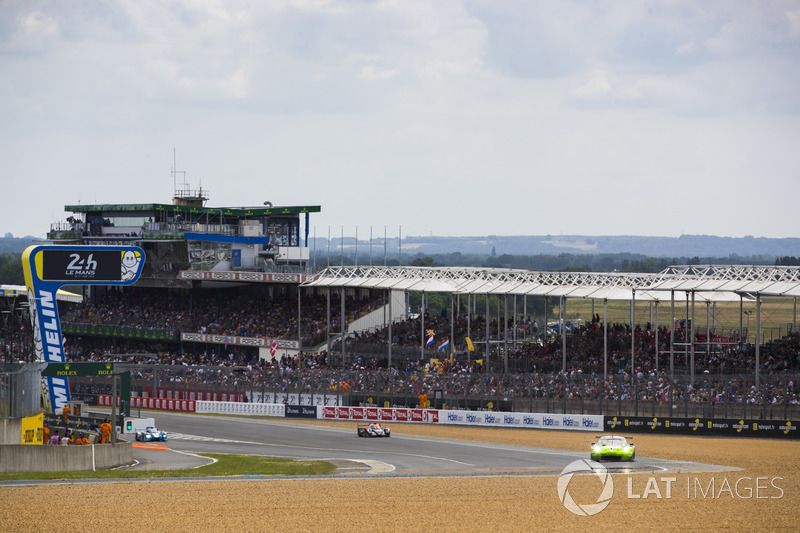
[590,435,635,461]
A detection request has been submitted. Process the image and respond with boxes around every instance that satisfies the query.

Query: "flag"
[437,338,450,351]
[270,341,278,357]
[426,333,435,347]
[465,337,475,352]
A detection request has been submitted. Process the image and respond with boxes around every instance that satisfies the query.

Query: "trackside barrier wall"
[319,406,603,430]
[285,405,317,418]
[98,394,196,413]
[604,416,800,439]
[248,392,344,406]
[195,401,285,417]
[438,410,603,431]
[0,441,133,473]
[321,406,439,423]
[0,418,24,445]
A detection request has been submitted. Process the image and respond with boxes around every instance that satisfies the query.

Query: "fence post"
[599,377,603,417]
[652,380,656,418]
[669,378,673,419]
[684,375,689,418]
[546,379,551,414]
[529,373,533,413]
[784,377,789,421]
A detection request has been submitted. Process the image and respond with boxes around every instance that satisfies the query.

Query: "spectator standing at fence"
[100,419,112,444]
[49,433,61,445]
[76,432,89,445]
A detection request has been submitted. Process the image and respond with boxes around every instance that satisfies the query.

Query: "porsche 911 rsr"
[590,435,634,461]
[135,427,168,442]
[357,423,391,438]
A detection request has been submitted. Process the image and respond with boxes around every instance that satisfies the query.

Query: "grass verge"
[0,454,337,481]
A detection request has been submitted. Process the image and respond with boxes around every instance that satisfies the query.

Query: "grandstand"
[2,184,799,421]
[16,190,800,373]
[40,186,406,363]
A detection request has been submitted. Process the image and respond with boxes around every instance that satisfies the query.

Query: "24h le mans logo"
[557,459,614,516]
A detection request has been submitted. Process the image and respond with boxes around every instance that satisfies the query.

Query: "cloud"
[1,1,798,240]
[787,8,800,35]
[571,69,614,100]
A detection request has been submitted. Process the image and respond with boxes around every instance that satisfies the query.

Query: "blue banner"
[22,245,145,412]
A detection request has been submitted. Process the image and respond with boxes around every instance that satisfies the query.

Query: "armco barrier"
[195,401,285,417]
[604,416,799,439]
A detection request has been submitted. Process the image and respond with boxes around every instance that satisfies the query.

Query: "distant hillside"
[0,234,36,254]
[403,235,800,257]
[3,233,797,260]
[312,234,800,259]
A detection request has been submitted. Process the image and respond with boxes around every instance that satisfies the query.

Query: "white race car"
[357,422,391,438]
[135,426,168,442]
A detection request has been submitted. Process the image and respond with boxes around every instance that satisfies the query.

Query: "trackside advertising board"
[321,406,439,423]
[22,245,145,413]
[439,410,602,431]
[195,401,285,417]
[319,407,602,431]
[605,416,800,439]
[285,405,318,418]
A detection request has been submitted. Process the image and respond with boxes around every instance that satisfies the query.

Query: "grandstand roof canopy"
[1,285,83,304]
[303,265,800,301]
[62,203,321,217]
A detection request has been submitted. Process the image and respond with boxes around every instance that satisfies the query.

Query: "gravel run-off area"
[1,419,798,532]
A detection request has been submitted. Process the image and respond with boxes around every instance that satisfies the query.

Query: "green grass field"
[0,454,337,481]
[563,297,798,343]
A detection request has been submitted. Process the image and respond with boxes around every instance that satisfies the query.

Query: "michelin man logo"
[120,250,142,281]
[557,459,614,516]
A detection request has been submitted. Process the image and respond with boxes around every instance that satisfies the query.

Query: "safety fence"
[70,368,800,421]
[181,401,796,439]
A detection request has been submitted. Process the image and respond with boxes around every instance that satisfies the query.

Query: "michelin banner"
[22,245,145,412]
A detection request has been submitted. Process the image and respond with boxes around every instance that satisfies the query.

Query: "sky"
[1,0,799,240]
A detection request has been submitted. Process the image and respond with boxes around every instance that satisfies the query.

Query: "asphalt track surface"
[120,412,736,479]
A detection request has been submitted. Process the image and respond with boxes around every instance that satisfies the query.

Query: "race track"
[127,412,735,478]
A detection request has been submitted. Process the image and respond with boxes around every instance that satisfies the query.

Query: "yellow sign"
[21,413,44,445]
[465,337,475,351]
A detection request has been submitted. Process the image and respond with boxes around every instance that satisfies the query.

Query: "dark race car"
[135,426,168,442]
[357,422,391,438]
